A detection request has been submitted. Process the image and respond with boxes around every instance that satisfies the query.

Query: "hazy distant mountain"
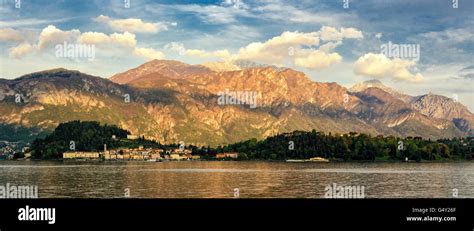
[349,79,413,102]
[200,60,285,72]
[350,79,474,134]
[232,60,286,71]
[201,61,241,72]
[0,60,470,146]
[110,60,211,84]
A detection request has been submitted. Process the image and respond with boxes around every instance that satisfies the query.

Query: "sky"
[0,0,473,110]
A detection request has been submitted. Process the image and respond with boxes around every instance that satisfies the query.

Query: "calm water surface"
[0,161,473,198]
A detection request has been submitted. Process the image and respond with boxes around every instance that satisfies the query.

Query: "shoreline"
[0,159,471,163]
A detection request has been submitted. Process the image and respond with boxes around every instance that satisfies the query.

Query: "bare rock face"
[349,79,414,102]
[351,79,474,134]
[0,60,471,145]
[410,94,474,133]
[110,59,212,84]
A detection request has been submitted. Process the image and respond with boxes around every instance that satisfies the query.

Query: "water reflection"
[0,161,472,198]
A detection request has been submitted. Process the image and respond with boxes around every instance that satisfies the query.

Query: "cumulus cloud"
[234,27,361,70]
[133,47,165,60]
[353,53,423,83]
[4,25,80,58]
[77,32,111,44]
[9,43,35,58]
[37,25,80,51]
[294,50,342,70]
[319,26,363,41]
[76,30,164,60]
[77,31,137,47]
[94,15,176,33]
[109,32,137,47]
[2,25,164,61]
[235,31,320,66]
[163,27,363,70]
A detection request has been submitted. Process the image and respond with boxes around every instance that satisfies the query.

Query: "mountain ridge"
[0,60,472,146]
[349,79,474,133]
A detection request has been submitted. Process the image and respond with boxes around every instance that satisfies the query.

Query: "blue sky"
[0,0,473,109]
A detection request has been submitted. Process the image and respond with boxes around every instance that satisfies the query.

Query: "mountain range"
[0,59,472,146]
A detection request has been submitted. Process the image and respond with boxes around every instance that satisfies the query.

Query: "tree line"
[29,121,473,161]
[219,130,473,161]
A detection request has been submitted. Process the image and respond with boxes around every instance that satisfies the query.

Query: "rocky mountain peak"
[350,79,413,103]
[411,94,473,119]
[110,59,211,84]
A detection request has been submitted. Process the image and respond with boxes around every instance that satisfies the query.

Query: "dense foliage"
[29,121,473,161]
[0,123,49,142]
[31,121,131,159]
[222,130,473,161]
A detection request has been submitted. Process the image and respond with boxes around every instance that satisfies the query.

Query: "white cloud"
[164,27,363,70]
[319,26,364,41]
[77,32,111,44]
[221,0,249,9]
[341,28,364,39]
[0,28,25,42]
[77,31,163,60]
[318,41,342,53]
[186,49,231,59]
[353,53,423,83]
[235,27,361,70]
[164,42,185,52]
[109,32,137,47]
[9,43,35,58]
[165,42,231,59]
[94,15,176,33]
[37,25,80,51]
[235,31,320,65]
[2,25,164,61]
[294,50,342,70]
[77,31,137,48]
[133,47,165,60]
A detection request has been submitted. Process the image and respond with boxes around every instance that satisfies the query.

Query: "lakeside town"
[1,140,240,161]
[63,145,239,161]
[0,141,29,160]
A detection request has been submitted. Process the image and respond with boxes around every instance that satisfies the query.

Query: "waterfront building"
[216,152,238,159]
[63,152,100,159]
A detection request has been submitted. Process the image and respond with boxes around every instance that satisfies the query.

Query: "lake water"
[0,161,473,198]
